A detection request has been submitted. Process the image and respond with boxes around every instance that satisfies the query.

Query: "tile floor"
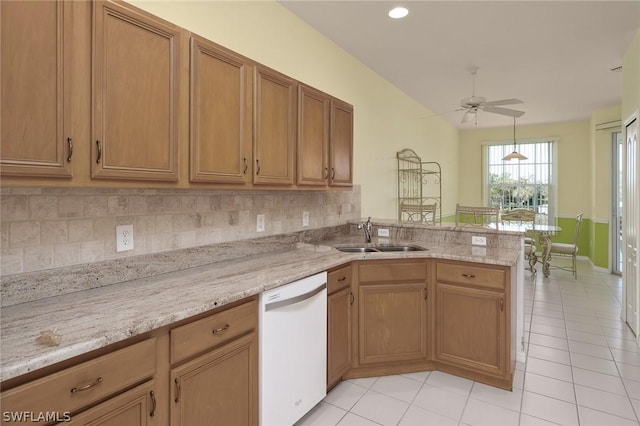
[298,260,640,426]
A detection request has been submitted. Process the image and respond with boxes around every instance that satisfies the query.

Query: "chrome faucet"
[358,217,372,243]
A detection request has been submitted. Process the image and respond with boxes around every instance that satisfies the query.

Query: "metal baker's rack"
[397,148,441,225]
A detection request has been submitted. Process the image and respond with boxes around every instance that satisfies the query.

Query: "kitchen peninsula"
[1,221,525,425]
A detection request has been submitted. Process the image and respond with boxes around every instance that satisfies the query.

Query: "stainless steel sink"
[334,246,380,253]
[376,245,427,252]
[334,244,427,253]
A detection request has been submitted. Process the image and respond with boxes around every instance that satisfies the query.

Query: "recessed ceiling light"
[388,6,409,19]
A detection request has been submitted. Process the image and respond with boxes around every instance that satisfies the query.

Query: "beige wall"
[129,0,459,221]
[622,30,640,122]
[591,105,621,223]
[458,121,591,218]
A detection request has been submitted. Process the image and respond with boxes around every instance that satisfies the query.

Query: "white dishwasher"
[259,271,327,426]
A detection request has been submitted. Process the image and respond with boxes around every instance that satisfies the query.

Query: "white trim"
[595,120,622,130]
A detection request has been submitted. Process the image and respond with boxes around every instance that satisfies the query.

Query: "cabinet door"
[329,98,353,187]
[189,35,252,184]
[253,65,296,185]
[1,0,72,178]
[328,286,352,388]
[435,283,506,376]
[66,381,156,426]
[92,1,180,181]
[358,283,428,365]
[297,85,329,186]
[171,332,258,426]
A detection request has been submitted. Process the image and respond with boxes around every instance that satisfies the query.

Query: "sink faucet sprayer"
[359,217,372,243]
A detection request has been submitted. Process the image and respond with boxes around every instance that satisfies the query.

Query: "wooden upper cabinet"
[92,1,180,181]
[189,35,252,184]
[329,98,354,187]
[253,65,296,186]
[1,0,73,178]
[297,85,330,186]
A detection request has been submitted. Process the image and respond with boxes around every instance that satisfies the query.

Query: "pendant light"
[502,117,527,161]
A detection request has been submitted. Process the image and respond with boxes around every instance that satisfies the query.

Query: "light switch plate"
[472,235,487,246]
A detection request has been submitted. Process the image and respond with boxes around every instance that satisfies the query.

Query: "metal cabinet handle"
[243,158,248,174]
[461,273,476,278]
[349,291,354,305]
[212,324,230,334]
[96,140,102,164]
[71,377,103,393]
[256,159,261,175]
[337,276,346,282]
[324,167,329,179]
[150,391,156,417]
[424,288,428,301]
[174,378,181,403]
[331,167,336,179]
[500,298,504,312]
[66,137,73,162]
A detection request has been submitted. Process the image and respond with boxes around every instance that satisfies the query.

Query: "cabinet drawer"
[358,260,426,283]
[1,338,155,420]
[436,262,506,290]
[171,299,257,364]
[328,265,352,294]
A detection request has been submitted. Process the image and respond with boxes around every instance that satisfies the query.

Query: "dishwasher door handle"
[265,283,326,312]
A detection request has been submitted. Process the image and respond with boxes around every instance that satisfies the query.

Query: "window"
[485,141,555,225]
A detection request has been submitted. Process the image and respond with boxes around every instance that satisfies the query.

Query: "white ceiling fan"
[458,66,525,125]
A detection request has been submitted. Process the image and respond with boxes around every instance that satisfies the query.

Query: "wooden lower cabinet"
[435,283,505,376]
[434,260,512,388]
[66,381,156,426]
[355,260,429,367]
[327,265,353,389]
[170,332,258,426]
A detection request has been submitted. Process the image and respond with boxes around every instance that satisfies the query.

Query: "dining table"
[497,223,563,277]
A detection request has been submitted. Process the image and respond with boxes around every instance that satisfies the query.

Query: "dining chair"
[455,204,500,229]
[501,208,537,273]
[548,213,583,279]
[399,201,437,224]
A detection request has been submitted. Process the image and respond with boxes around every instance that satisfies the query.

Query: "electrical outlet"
[378,228,390,237]
[302,211,309,227]
[256,214,265,232]
[471,235,487,246]
[116,224,134,252]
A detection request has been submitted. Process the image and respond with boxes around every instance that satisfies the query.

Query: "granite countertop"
[0,232,521,382]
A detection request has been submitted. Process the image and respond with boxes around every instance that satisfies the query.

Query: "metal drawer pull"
[150,391,156,417]
[337,276,346,282]
[96,140,102,164]
[174,378,181,403]
[71,377,103,393]
[67,137,73,162]
[212,324,230,334]
[461,273,476,278]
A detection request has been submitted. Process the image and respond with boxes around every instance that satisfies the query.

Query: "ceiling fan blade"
[483,106,525,118]
[482,98,523,107]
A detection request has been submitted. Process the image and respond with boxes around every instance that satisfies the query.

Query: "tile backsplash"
[0,186,361,276]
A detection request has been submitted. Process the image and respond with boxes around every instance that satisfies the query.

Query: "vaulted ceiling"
[280,1,640,129]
